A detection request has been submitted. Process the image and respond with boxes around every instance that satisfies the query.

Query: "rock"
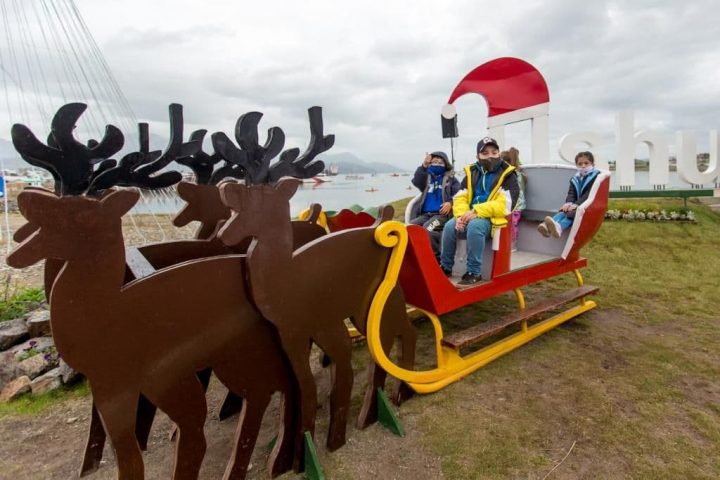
[0,319,30,351]
[26,309,51,337]
[0,350,18,390]
[58,359,81,385]
[0,375,31,402]
[12,337,55,363]
[30,368,62,395]
[16,353,53,380]
[66,416,78,424]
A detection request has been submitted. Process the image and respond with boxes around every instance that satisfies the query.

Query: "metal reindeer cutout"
[8,105,303,479]
[11,103,215,476]
[219,178,417,458]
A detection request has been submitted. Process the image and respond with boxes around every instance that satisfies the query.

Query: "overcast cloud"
[1,0,718,169]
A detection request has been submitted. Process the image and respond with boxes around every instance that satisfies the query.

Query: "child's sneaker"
[459,272,482,285]
[537,222,550,237]
[544,216,562,238]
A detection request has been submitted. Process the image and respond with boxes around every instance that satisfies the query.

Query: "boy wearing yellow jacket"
[440,137,520,285]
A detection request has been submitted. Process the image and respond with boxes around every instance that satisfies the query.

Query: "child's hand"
[460,211,476,223]
[561,202,573,212]
[440,202,452,215]
[568,203,578,211]
[422,152,431,167]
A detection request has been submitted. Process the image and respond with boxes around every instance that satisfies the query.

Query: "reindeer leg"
[357,322,395,429]
[135,394,157,450]
[268,386,298,477]
[280,337,316,472]
[79,401,106,477]
[92,389,145,480]
[222,392,272,480]
[372,286,417,406]
[169,369,214,441]
[391,318,417,406]
[218,392,244,420]
[144,374,208,480]
[313,322,353,451]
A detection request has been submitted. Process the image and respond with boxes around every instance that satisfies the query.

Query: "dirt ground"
[0,346,443,480]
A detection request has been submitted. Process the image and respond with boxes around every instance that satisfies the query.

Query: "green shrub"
[0,287,45,322]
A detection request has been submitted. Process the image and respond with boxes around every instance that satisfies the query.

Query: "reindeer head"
[213,106,334,247]
[7,189,139,268]
[218,178,301,247]
[173,181,231,238]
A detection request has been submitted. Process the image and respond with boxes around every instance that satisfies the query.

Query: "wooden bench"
[441,285,599,350]
[125,247,157,279]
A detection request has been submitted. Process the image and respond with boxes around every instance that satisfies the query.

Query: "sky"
[1,0,719,169]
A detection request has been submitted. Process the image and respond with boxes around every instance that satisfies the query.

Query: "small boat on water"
[346,174,365,180]
[302,177,328,185]
[365,188,379,192]
[390,173,400,177]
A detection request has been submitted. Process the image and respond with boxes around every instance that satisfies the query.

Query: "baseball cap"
[476,137,500,153]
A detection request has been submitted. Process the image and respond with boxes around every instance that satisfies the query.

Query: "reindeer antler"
[11,103,124,195]
[268,106,333,182]
[211,111,285,185]
[175,129,224,185]
[88,104,198,194]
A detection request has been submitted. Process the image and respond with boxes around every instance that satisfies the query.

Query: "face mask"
[479,157,500,171]
[428,165,445,175]
[577,166,594,176]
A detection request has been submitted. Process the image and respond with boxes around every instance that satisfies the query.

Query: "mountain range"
[318,152,405,174]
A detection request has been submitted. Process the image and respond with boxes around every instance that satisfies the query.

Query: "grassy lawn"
[388,197,720,478]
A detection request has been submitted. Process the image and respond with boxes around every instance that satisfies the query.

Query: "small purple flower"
[29,340,37,347]
[43,353,51,361]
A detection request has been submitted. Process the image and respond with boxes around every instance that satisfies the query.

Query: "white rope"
[30,0,68,103]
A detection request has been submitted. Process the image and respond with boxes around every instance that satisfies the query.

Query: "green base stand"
[377,388,405,437]
[303,431,325,480]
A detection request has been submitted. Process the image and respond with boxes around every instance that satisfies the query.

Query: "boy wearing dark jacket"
[440,137,519,285]
[409,151,460,261]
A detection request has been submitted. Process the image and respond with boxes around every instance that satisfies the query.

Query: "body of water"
[132,170,718,217]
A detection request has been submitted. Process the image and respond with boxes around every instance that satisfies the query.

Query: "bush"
[0,287,45,322]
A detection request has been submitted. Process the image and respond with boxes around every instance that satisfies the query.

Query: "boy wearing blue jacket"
[409,151,460,261]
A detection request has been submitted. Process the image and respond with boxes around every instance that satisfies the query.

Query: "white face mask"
[577,166,594,176]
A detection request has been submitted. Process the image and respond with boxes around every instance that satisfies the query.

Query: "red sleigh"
[364,58,610,393]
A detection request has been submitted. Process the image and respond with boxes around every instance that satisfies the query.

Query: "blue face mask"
[428,165,445,175]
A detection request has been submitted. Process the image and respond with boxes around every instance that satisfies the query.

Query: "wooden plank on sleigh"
[441,285,599,350]
[125,247,157,279]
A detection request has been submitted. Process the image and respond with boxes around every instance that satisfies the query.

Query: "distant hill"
[318,152,406,174]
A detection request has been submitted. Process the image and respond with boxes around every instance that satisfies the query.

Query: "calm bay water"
[131,170,717,217]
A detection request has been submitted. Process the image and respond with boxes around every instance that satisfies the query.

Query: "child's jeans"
[553,212,574,231]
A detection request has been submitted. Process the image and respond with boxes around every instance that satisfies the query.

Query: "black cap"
[476,136,499,153]
[429,151,451,170]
